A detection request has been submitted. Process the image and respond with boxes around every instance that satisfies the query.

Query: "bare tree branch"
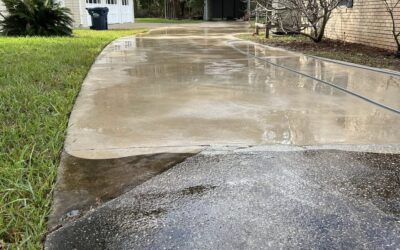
[380,0,400,56]
[253,0,340,42]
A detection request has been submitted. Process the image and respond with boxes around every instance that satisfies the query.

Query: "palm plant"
[0,0,73,36]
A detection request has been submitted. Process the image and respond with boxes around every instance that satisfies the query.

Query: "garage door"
[210,0,246,19]
[86,0,133,25]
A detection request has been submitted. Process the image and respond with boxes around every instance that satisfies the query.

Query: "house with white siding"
[0,0,135,27]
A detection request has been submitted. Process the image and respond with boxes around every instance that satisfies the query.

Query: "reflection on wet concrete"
[45,149,400,249]
[229,41,400,111]
[65,24,400,159]
[48,152,194,228]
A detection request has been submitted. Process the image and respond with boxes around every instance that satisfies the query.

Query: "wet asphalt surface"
[46,149,400,249]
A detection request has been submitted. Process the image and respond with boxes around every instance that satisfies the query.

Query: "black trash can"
[86,7,109,30]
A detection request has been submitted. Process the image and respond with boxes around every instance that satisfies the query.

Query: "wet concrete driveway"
[65,23,400,159]
[47,23,400,249]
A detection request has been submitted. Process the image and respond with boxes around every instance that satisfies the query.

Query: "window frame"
[338,0,353,8]
[106,0,117,4]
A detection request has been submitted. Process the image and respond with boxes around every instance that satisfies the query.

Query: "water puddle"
[48,152,194,228]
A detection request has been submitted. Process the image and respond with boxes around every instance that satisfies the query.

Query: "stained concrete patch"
[45,150,400,249]
[48,152,195,228]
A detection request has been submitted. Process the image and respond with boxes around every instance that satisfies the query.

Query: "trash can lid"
[86,7,109,11]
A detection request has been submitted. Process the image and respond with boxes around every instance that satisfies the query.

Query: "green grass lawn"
[135,17,202,23]
[237,32,400,71]
[0,29,146,249]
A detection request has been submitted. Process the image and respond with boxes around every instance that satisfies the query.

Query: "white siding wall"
[64,0,86,27]
[0,0,83,27]
[84,0,134,26]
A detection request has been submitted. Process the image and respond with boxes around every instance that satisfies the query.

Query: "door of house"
[211,0,223,19]
[210,0,246,19]
[120,0,133,23]
[105,0,120,23]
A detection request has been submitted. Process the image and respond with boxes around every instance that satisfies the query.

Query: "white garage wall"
[83,0,134,27]
[63,0,86,27]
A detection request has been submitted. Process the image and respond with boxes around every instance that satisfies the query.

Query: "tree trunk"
[313,12,329,43]
[265,4,271,38]
[311,26,319,42]
[255,13,259,35]
[314,27,324,42]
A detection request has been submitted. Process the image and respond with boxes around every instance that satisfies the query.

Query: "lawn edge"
[43,29,148,243]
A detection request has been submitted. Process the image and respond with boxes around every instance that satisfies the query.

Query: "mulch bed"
[246,34,400,71]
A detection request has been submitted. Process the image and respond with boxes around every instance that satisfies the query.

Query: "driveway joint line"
[226,40,400,115]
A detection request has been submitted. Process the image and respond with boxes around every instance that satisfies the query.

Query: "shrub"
[0,0,73,36]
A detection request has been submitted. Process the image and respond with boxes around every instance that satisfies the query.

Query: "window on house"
[86,0,101,3]
[338,0,353,8]
[122,0,128,5]
[106,0,116,4]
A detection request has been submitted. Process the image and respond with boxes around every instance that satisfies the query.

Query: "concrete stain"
[180,185,217,195]
[48,152,194,228]
[120,184,216,202]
